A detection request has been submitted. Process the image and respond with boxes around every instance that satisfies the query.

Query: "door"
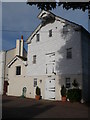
[45,78,55,100]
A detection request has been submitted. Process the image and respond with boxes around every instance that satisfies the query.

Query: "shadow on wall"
[55,23,81,87]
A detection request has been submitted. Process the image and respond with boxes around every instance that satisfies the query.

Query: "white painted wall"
[0,51,5,94]
[27,19,82,77]
[8,57,27,96]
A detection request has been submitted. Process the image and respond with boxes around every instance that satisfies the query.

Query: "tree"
[27,1,90,11]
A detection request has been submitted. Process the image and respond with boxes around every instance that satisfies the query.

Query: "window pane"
[16,66,21,75]
[34,78,37,87]
[66,78,71,88]
[67,48,72,59]
[36,34,40,42]
[33,55,36,64]
[49,29,52,37]
[63,25,68,33]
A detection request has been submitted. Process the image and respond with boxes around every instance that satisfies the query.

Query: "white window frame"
[34,78,37,87]
[66,78,71,88]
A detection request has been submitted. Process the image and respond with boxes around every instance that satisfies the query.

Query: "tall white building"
[26,10,90,101]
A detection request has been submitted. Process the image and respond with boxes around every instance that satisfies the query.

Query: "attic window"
[16,66,21,75]
[36,34,40,42]
[49,29,52,37]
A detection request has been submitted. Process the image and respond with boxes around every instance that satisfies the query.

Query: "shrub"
[36,86,41,96]
[67,89,82,102]
[72,79,79,88]
[61,85,66,97]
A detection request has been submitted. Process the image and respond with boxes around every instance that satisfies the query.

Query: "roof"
[7,55,27,68]
[16,55,27,61]
[26,10,90,44]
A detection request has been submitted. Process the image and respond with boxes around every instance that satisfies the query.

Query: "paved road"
[2,95,88,119]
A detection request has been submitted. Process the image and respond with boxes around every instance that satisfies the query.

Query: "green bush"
[67,89,82,102]
[61,85,66,97]
[36,86,41,96]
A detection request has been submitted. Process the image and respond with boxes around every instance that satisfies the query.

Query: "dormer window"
[49,29,52,37]
[36,34,40,42]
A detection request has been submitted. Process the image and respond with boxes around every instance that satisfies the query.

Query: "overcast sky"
[2,2,88,51]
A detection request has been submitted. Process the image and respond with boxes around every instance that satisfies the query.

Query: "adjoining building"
[0,36,27,95]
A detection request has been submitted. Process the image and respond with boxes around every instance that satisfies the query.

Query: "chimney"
[20,35,24,57]
[16,39,20,56]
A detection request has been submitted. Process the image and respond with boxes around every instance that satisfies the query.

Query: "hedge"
[67,89,82,102]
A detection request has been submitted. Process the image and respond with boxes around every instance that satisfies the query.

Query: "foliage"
[67,89,82,102]
[72,79,79,88]
[61,85,66,97]
[27,2,90,11]
[36,86,41,96]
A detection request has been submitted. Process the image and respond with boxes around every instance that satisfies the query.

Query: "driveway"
[2,95,88,119]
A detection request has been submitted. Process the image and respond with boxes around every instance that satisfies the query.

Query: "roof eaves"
[26,23,42,44]
[7,55,27,68]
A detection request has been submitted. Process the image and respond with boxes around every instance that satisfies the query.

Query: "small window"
[89,15,90,19]
[66,78,71,88]
[33,55,36,64]
[66,48,72,59]
[16,66,21,75]
[34,78,37,87]
[63,25,68,33]
[36,34,40,42]
[49,29,52,37]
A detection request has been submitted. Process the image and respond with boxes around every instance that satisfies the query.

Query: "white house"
[6,10,90,102]
[1,36,27,95]
[26,10,90,101]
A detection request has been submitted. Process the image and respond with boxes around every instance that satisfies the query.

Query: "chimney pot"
[21,35,23,39]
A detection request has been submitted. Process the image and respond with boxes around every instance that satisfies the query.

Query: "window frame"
[33,55,36,64]
[49,29,52,37]
[36,34,40,42]
[66,78,71,88]
[16,66,21,75]
[34,78,37,87]
[66,48,72,59]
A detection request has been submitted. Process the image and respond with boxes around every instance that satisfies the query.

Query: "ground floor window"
[34,78,37,87]
[66,78,71,88]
